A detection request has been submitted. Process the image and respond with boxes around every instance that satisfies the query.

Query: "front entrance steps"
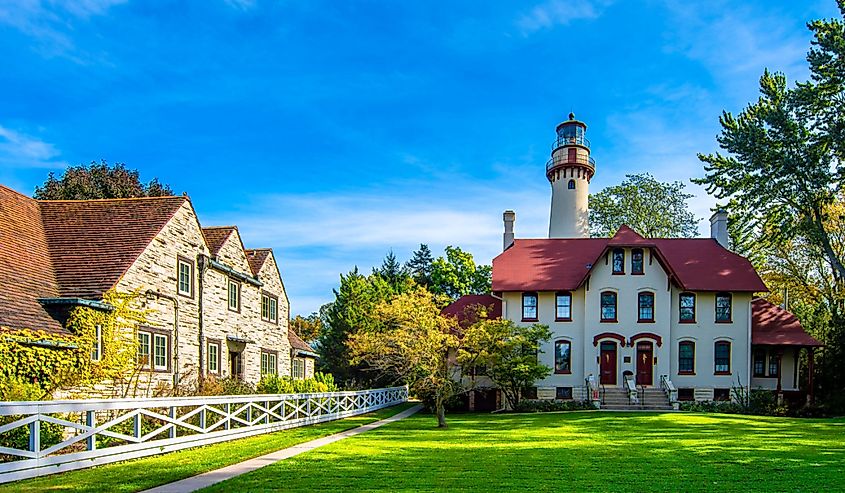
[600,387,674,411]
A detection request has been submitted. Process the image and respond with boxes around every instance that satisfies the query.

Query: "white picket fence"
[0,386,408,484]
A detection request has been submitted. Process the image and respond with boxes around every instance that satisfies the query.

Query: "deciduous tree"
[430,246,492,301]
[589,173,698,238]
[34,160,174,200]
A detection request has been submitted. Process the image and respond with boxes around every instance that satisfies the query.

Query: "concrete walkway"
[141,404,422,493]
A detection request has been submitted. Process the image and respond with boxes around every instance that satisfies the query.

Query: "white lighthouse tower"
[547,113,594,238]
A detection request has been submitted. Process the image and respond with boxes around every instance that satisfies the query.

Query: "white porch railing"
[0,386,408,484]
[660,375,678,405]
[623,375,639,405]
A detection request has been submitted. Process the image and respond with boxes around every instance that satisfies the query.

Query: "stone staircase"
[600,387,674,411]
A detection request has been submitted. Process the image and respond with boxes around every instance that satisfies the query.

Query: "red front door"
[600,341,617,385]
[636,342,654,386]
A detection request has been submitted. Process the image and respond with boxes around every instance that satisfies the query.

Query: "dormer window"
[612,249,624,274]
[631,249,644,275]
[522,292,538,321]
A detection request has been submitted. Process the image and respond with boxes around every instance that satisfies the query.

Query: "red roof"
[441,294,502,327]
[493,225,767,293]
[289,328,317,356]
[752,298,822,347]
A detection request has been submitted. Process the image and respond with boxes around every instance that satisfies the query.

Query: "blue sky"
[0,0,838,314]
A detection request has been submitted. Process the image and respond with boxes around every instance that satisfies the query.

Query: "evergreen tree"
[406,244,434,287]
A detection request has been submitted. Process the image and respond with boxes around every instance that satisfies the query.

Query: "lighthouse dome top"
[554,113,589,150]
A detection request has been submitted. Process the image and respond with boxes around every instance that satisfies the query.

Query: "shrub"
[256,372,338,395]
[0,377,64,455]
[512,399,594,413]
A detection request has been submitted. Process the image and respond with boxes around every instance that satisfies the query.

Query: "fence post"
[134,413,141,440]
[86,411,96,451]
[225,402,231,430]
[169,406,176,439]
[29,418,40,456]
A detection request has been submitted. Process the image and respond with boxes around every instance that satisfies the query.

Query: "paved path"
[141,404,423,493]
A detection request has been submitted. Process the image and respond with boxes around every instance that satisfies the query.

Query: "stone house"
[0,184,316,397]
[445,115,821,410]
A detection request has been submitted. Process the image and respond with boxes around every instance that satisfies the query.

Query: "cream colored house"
[448,115,821,409]
[0,185,316,397]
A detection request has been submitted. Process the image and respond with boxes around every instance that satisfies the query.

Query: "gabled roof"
[0,186,64,334]
[752,299,822,347]
[492,225,767,293]
[40,196,187,298]
[289,328,317,358]
[244,248,271,276]
[202,226,236,257]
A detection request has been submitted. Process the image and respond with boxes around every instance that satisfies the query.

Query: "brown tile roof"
[0,185,64,334]
[1,185,187,333]
[39,196,187,298]
[288,328,316,356]
[493,225,768,293]
[244,248,271,276]
[202,226,236,257]
[752,298,822,347]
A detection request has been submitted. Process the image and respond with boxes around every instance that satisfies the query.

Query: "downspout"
[146,290,180,388]
[197,255,207,379]
[490,292,507,320]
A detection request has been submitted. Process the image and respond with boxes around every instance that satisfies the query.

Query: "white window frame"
[292,358,305,379]
[137,331,151,368]
[177,258,193,297]
[153,333,168,371]
[207,340,220,374]
[228,279,240,312]
[269,297,278,323]
[91,324,103,362]
[261,350,278,375]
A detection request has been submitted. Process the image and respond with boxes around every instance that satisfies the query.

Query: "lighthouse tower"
[547,113,595,238]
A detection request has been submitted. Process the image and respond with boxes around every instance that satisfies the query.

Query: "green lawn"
[203,411,845,492]
[0,403,415,493]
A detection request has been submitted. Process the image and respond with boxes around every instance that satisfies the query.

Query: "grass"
[0,402,415,493]
[203,411,845,492]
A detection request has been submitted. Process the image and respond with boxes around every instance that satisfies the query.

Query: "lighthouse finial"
[568,112,575,120]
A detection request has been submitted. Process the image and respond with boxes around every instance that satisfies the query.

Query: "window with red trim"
[600,292,617,322]
[555,292,572,320]
[715,341,731,374]
[679,292,696,322]
[631,249,644,274]
[638,292,654,322]
[612,249,624,274]
[522,292,538,321]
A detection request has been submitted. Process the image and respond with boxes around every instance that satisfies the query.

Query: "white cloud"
[0,125,65,169]
[516,0,610,35]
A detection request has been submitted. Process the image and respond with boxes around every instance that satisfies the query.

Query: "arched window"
[679,292,696,322]
[715,292,732,322]
[678,341,695,374]
[555,292,572,321]
[568,179,576,190]
[554,340,571,374]
[612,248,625,274]
[714,341,731,374]
[631,248,644,274]
[522,292,538,321]
[600,291,617,322]
[638,292,654,322]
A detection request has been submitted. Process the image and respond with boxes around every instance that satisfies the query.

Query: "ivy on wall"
[0,290,150,400]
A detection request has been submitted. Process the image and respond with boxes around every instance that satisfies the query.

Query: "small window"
[679,341,695,374]
[261,350,278,375]
[678,388,694,401]
[753,349,765,377]
[554,340,571,374]
[769,353,779,377]
[679,293,696,322]
[715,293,732,322]
[600,291,617,322]
[137,332,151,367]
[555,292,572,321]
[269,297,278,323]
[177,257,193,297]
[567,179,576,190]
[522,292,538,321]
[153,334,168,371]
[208,340,221,374]
[292,358,305,379]
[631,249,644,275]
[91,324,102,362]
[713,388,731,401]
[638,292,654,322]
[715,341,731,374]
[228,279,241,312]
[612,249,625,274]
[556,387,573,400]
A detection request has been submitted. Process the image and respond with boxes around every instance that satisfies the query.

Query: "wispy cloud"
[0,125,65,169]
[223,0,256,11]
[0,0,126,61]
[516,0,610,35]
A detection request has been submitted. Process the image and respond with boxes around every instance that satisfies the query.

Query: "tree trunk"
[435,400,447,428]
